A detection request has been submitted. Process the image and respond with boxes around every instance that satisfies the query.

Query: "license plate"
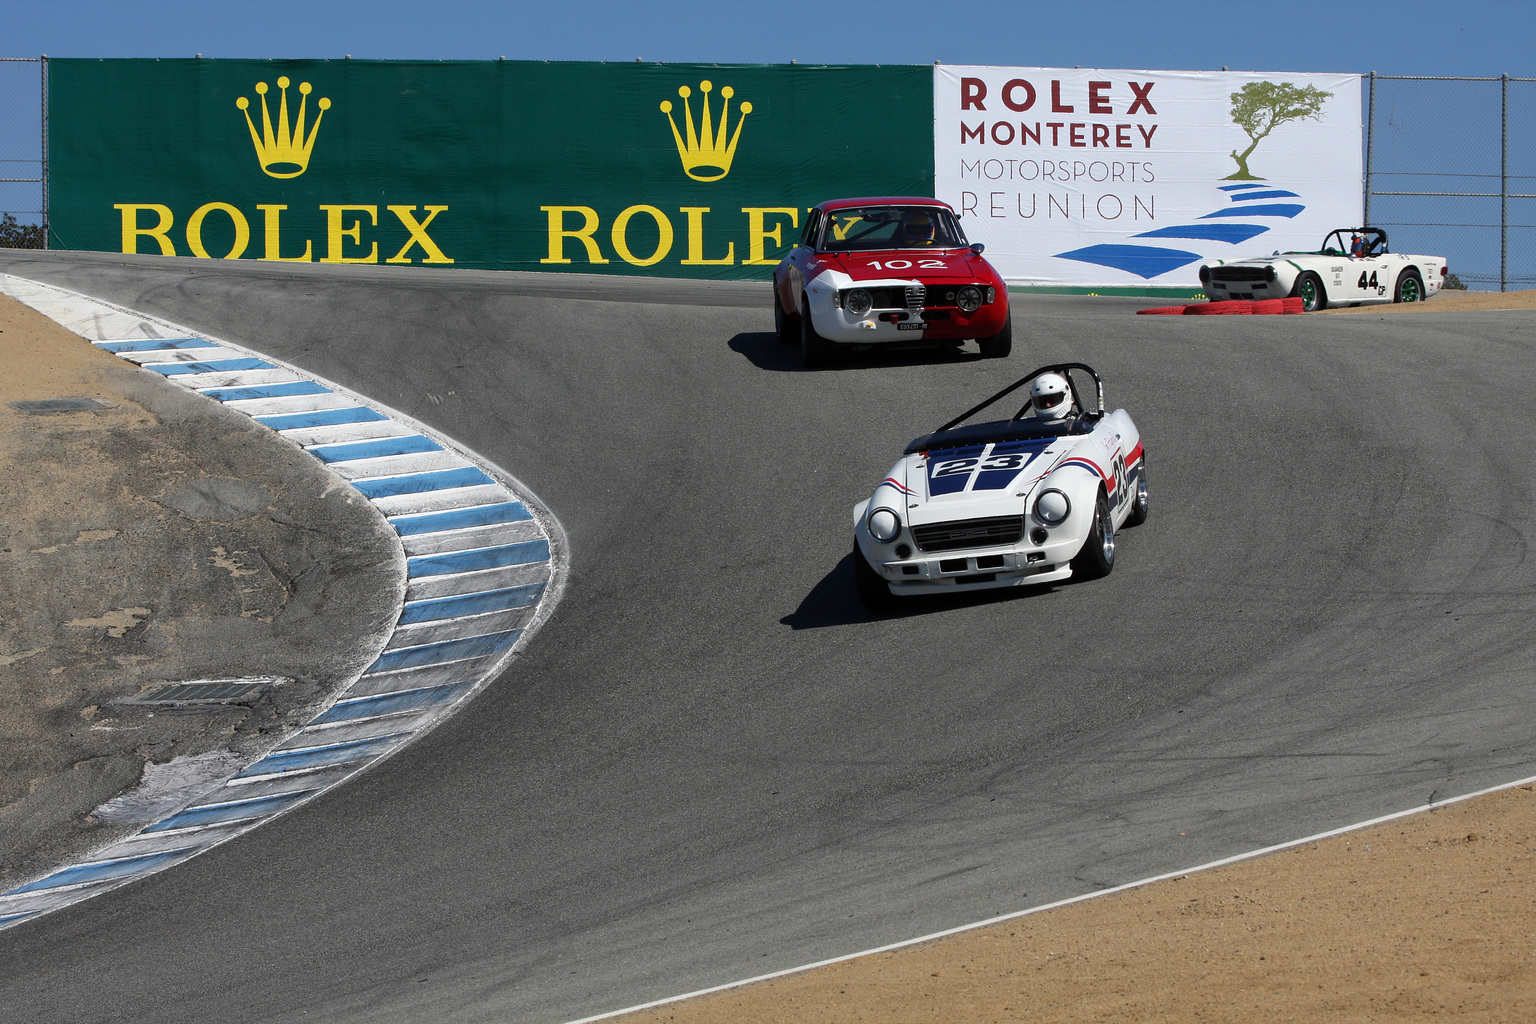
[897,321,927,331]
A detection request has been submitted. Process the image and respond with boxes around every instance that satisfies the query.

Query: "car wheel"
[977,309,1013,358]
[800,294,835,368]
[1291,271,1327,312]
[772,281,797,343]
[1394,270,1423,303]
[853,541,898,610]
[1124,458,1148,527]
[1070,490,1116,580]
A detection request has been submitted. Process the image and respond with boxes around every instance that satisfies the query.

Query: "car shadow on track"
[781,552,1055,630]
[729,331,995,373]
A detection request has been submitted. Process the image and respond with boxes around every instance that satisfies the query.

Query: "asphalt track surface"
[2,250,1534,1024]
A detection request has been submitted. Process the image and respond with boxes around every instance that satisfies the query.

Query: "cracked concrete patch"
[208,546,261,578]
[91,749,250,823]
[65,607,152,638]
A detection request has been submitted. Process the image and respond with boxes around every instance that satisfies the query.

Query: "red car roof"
[814,196,955,213]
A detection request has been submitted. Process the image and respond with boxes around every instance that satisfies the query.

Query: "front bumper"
[1205,280,1281,300]
[857,532,1082,596]
[814,301,1008,344]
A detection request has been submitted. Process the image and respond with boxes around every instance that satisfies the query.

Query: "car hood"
[892,435,1076,526]
[821,249,989,282]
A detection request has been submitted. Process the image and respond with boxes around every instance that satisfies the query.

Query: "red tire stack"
[1135,297,1308,315]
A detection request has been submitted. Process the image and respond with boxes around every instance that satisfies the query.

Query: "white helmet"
[1030,373,1072,419]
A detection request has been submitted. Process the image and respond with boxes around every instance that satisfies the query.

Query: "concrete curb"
[0,273,567,931]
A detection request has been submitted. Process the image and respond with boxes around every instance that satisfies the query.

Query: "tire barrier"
[1136,297,1305,315]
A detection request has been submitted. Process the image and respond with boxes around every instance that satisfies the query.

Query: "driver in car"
[901,211,937,246]
[1026,373,1073,419]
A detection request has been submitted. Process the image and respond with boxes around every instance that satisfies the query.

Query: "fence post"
[40,55,48,250]
[1501,73,1508,292]
[1364,71,1375,227]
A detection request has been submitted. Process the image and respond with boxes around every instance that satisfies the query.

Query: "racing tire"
[853,542,899,611]
[1070,490,1116,581]
[976,310,1013,358]
[1394,270,1424,304]
[800,294,836,368]
[772,281,798,343]
[1291,272,1327,312]
[1124,459,1149,527]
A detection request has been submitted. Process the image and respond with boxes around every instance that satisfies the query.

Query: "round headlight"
[1033,488,1070,526]
[1264,265,1277,282]
[956,285,983,313]
[844,289,873,317]
[1199,265,1212,284]
[867,507,902,542]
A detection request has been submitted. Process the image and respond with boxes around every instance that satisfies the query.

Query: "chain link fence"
[0,57,45,248]
[0,60,1531,285]
[1364,73,1536,291]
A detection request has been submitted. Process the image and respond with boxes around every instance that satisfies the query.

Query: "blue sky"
[5,0,1534,76]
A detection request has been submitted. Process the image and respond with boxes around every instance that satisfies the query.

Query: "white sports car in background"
[1199,227,1448,312]
[853,363,1146,609]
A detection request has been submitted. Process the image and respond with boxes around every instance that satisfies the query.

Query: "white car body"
[1199,227,1447,311]
[853,365,1145,600]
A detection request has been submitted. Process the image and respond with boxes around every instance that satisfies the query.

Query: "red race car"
[772,197,1012,367]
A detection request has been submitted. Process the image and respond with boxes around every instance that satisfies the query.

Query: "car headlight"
[956,285,983,313]
[1199,265,1212,285]
[844,289,873,317]
[1033,488,1070,526]
[1264,265,1277,282]
[867,507,902,542]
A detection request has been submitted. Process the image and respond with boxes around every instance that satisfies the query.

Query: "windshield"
[817,206,967,251]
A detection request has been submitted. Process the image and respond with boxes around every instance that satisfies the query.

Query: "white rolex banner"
[933,66,1362,288]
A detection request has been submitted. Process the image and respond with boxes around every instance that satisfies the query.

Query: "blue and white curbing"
[0,274,566,932]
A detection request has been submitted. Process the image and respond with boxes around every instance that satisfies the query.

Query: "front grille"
[911,515,1023,553]
[845,284,985,311]
[1211,266,1271,283]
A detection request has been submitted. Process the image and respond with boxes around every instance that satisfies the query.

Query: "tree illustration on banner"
[1225,81,1333,180]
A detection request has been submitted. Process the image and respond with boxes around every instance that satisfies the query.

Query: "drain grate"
[126,677,289,705]
[9,398,112,414]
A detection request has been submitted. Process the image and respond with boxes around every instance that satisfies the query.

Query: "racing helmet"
[1030,372,1072,419]
[901,211,935,244]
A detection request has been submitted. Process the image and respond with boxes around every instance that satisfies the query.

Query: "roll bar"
[933,363,1105,432]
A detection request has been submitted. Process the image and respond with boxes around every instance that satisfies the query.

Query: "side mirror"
[969,242,986,255]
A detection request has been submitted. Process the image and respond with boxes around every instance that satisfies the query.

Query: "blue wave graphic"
[1053,245,1204,279]
[1053,181,1310,279]
[1200,204,1304,219]
[1134,223,1272,245]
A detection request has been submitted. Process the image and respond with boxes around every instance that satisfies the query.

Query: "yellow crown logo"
[236,77,331,179]
[660,80,752,182]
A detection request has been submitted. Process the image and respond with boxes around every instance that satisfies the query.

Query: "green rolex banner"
[47,58,934,279]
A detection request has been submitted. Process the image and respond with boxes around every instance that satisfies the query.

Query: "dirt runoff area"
[1317,287,1536,314]
[0,293,401,890]
[617,784,1536,1023]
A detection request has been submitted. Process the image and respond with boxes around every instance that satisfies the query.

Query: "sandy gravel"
[615,783,1536,1023]
[1317,288,1536,314]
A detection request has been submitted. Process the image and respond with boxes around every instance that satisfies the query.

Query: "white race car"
[1198,227,1448,312]
[853,363,1146,608]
